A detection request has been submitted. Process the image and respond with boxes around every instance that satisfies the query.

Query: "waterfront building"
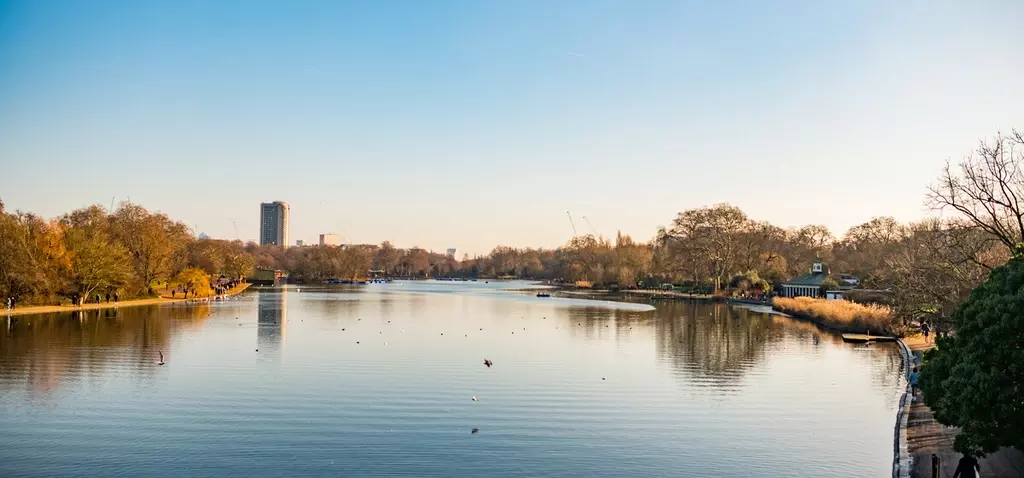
[781,259,855,298]
[781,259,829,298]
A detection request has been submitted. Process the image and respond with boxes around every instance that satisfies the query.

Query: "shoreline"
[604,288,773,306]
[2,283,252,318]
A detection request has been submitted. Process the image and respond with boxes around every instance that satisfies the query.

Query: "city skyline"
[1,1,1023,255]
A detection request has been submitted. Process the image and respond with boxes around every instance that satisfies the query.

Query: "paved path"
[3,283,251,317]
[905,340,1024,477]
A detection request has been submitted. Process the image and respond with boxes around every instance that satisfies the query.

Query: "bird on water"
[158,351,165,365]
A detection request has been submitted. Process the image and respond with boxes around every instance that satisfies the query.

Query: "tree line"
[2,131,1021,330]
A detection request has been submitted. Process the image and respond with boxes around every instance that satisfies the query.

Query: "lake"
[0,281,905,477]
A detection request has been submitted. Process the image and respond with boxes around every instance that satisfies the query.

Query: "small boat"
[841,334,896,343]
[536,293,551,298]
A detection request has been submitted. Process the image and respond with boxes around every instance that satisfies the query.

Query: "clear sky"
[1,1,1022,255]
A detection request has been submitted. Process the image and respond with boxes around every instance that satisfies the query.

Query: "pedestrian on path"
[953,454,980,478]
[909,366,919,398]
[921,321,931,344]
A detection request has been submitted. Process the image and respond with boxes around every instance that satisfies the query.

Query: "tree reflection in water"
[562,299,903,396]
[0,303,210,396]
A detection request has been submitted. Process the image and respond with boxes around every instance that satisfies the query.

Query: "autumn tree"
[60,206,131,301]
[337,245,375,279]
[175,267,212,298]
[187,239,226,275]
[609,232,653,287]
[728,270,770,295]
[374,241,403,275]
[0,208,53,300]
[224,246,255,281]
[109,202,191,295]
[402,248,430,277]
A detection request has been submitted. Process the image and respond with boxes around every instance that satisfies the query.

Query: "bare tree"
[927,131,1024,252]
[885,219,1002,327]
[661,204,748,292]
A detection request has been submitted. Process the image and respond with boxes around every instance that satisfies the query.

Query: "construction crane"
[582,216,598,237]
[566,211,578,237]
[232,220,239,241]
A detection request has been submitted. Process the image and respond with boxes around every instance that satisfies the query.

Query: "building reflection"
[257,288,287,353]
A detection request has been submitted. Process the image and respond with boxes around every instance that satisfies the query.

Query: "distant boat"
[536,293,551,298]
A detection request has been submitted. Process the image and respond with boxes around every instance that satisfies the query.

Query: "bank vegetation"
[772,296,894,335]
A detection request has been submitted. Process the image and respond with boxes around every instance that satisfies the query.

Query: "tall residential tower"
[260,201,290,247]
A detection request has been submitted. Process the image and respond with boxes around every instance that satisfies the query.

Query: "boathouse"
[781,259,831,298]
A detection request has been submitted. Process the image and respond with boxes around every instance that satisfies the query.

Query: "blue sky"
[1,1,1022,255]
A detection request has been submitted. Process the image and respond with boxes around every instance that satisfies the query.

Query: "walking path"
[903,337,1024,477]
[3,283,251,317]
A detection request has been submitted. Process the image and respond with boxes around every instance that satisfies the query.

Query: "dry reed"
[772,296,894,335]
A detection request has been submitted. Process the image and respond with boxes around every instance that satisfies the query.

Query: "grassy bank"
[772,296,894,335]
[3,283,251,318]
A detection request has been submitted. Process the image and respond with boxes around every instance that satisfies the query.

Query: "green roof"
[783,273,829,286]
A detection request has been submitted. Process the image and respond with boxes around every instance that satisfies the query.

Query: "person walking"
[921,321,931,344]
[114,292,119,304]
[105,292,110,303]
[953,454,980,478]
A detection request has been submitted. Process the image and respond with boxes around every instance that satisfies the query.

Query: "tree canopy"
[919,249,1024,455]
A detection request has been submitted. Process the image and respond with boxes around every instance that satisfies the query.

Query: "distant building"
[295,239,304,247]
[446,248,457,258]
[249,268,283,286]
[260,201,290,247]
[319,233,341,247]
[198,232,210,240]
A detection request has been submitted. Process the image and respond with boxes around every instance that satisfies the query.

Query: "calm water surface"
[0,281,905,477]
